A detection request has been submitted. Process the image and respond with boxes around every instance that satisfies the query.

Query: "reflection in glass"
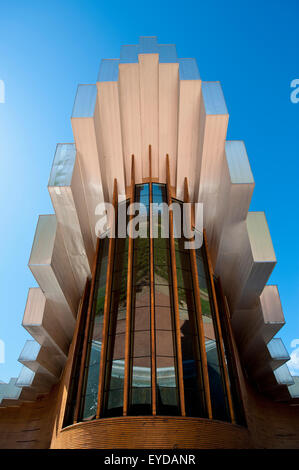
[129,185,151,414]
[154,184,179,415]
[196,245,230,422]
[72,185,243,424]
[103,200,129,417]
[63,281,90,427]
[214,279,246,426]
[80,238,109,420]
[172,199,206,417]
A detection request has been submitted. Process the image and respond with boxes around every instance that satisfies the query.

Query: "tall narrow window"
[214,279,246,426]
[129,184,151,414]
[79,238,109,420]
[103,200,129,417]
[153,184,179,415]
[63,281,90,427]
[195,246,230,422]
[172,199,206,417]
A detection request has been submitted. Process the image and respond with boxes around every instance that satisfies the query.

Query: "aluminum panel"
[120,45,139,64]
[98,59,119,82]
[274,364,294,386]
[158,62,179,183]
[48,143,76,187]
[225,140,254,184]
[22,287,68,361]
[267,338,289,361]
[29,215,78,338]
[16,367,35,387]
[18,340,61,379]
[120,38,177,64]
[19,340,40,362]
[139,36,158,53]
[48,143,92,290]
[260,285,284,325]
[202,81,228,115]
[213,140,254,269]
[247,212,276,262]
[29,214,56,266]
[0,378,21,404]
[178,58,200,80]
[158,44,177,63]
[176,79,202,200]
[72,84,97,118]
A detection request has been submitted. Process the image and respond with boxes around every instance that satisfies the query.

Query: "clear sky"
[0,0,298,382]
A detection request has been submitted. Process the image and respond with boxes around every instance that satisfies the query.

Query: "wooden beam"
[149,144,152,181]
[123,156,135,416]
[73,239,100,423]
[96,179,118,418]
[184,178,212,419]
[166,154,186,416]
[203,229,236,424]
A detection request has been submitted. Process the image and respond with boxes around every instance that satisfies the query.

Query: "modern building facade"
[0,37,298,449]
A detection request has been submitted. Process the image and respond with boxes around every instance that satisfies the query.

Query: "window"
[80,238,109,421]
[65,184,245,425]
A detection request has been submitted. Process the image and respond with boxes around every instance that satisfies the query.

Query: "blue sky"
[0,0,298,381]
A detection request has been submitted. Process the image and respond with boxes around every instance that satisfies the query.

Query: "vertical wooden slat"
[184,178,212,419]
[73,240,100,423]
[149,144,152,181]
[123,156,135,416]
[149,145,157,415]
[96,179,118,418]
[166,154,186,417]
[203,229,236,424]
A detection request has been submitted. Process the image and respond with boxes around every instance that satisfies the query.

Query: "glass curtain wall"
[172,199,206,417]
[67,185,245,425]
[63,281,90,427]
[103,200,129,417]
[80,238,109,420]
[153,184,179,415]
[129,184,151,414]
[195,244,230,421]
[214,278,246,425]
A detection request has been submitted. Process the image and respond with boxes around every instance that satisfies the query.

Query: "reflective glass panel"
[81,237,109,420]
[196,243,230,422]
[103,201,129,416]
